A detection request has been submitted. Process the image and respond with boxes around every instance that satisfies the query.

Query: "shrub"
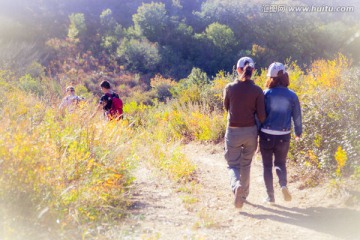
[19,74,44,96]
[171,68,210,105]
[288,56,359,176]
[0,88,135,232]
[117,38,161,73]
[150,74,177,102]
[206,70,233,110]
[146,141,196,182]
[149,101,226,143]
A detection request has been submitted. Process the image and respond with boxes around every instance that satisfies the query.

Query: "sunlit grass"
[0,90,136,235]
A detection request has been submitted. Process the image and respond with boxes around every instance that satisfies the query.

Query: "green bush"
[289,60,360,176]
[19,74,44,96]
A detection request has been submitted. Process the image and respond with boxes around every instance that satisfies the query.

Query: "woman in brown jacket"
[223,57,266,209]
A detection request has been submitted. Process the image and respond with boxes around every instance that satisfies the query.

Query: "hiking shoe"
[264,196,275,205]
[234,185,245,208]
[282,186,292,201]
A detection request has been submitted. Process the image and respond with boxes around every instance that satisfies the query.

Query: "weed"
[193,208,219,229]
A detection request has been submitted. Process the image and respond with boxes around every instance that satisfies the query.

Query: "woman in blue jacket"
[260,62,302,204]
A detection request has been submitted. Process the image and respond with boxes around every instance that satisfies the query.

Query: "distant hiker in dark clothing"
[99,80,123,121]
[223,56,266,209]
[260,62,302,205]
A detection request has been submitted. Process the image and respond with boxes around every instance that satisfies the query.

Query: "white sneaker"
[264,196,275,205]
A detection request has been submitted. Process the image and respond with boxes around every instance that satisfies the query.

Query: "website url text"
[262,5,355,13]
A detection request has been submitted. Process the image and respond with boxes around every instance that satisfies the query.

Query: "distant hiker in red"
[99,80,123,121]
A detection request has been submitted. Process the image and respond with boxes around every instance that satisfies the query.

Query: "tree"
[187,67,209,86]
[132,2,170,43]
[194,0,253,30]
[100,9,117,30]
[99,9,123,52]
[67,13,87,42]
[204,22,236,51]
[117,38,161,73]
[192,22,238,75]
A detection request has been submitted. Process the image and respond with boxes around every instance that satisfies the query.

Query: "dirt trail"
[117,143,360,240]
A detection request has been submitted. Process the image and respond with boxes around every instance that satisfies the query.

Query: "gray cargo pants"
[224,125,258,198]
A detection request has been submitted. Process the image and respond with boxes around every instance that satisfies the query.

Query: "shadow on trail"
[348,190,360,197]
[242,202,360,239]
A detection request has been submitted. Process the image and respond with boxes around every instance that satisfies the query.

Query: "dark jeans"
[259,131,291,197]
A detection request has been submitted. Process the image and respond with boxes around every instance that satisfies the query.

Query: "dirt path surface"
[117,143,360,240]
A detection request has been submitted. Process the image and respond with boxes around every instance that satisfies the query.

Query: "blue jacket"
[261,87,302,136]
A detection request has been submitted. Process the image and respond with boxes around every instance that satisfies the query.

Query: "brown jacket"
[223,79,266,127]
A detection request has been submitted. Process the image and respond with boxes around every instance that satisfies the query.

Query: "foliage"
[147,142,196,182]
[251,44,276,69]
[18,74,44,96]
[203,22,237,51]
[0,89,135,228]
[150,101,226,143]
[1,0,360,234]
[207,70,234,110]
[68,13,87,42]
[132,2,170,44]
[171,68,210,104]
[0,41,43,75]
[288,56,359,177]
[150,74,177,102]
[0,70,203,236]
[2,0,360,79]
[334,146,348,177]
[117,38,161,73]
[305,54,350,91]
[99,9,123,53]
[353,166,360,179]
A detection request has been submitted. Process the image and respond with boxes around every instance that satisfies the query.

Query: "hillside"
[1,0,360,79]
[1,1,360,239]
[1,55,360,239]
